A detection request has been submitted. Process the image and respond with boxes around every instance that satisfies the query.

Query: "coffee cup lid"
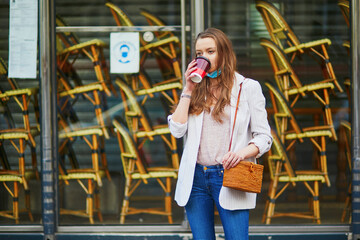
[195,56,211,68]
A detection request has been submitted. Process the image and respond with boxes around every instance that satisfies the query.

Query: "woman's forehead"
[195,37,216,50]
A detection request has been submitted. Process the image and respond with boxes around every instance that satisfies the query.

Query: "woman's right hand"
[183,59,198,94]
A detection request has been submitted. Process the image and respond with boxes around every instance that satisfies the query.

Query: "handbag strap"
[228,82,243,152]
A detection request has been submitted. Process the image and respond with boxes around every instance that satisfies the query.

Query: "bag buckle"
[249,163,254,172]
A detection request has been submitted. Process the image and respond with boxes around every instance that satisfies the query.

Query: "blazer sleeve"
[246,81,272,158]
[167,114,188,138]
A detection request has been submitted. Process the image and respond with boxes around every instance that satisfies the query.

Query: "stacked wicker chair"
[56,16,114,224]
[260,38,337,139]
[255,0,343,93]
[0,57,39,223]
[338,120,351,223]
[103,3,181,223]
[264,82,338,224]
[105,2,183,107]
[338,0,350,55]
[256,1,347,223]
[113,119,178,224]
[57,106,106,224]
[263,130,325,224]
[113,77,179,223]
[265,82,335,187]
[56,15,115,139]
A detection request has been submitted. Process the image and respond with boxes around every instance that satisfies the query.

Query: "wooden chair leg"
[342,184,352,222]
[320,45,343,92]
[165,177,173,224]
[262,196,270,223]
[320,137,330,187]
[13,182,19,224]
[264,179,277,224]
[313,181,321,224]
[93,90,109,139]
[170,136,179,169]
[30,146,40,180]
[94,185,103,222]
[120,178,131,224]
[100,48,116,96]
[25,189,34,222]
[90,46,111,97]
[19,139,29,190]
[100,137,111,181]
[87,179,94,224]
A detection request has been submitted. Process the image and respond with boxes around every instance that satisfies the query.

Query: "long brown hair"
[189,28,237,122]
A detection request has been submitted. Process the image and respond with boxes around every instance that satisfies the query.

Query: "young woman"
[168,28,272,240]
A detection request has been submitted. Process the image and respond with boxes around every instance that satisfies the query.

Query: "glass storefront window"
[211,0,350,225]
[0,1,41,225]
[55,0,186,225]
[0,0,354,236]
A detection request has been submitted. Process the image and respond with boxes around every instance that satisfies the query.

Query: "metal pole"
[181,0,187,80]
[192,0,205,42]
[352,0,360,239]
[40,0,57,239]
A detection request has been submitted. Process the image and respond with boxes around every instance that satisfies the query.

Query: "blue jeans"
[185,164,249,240]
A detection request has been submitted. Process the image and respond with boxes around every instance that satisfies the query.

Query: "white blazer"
[168,73,272,210]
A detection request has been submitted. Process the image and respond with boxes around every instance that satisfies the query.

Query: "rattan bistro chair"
[115,78,179,169]
[0,58,39,223]
[139,8,175,40]
[339,120,352,223]
[338,0,350,28]
[58,114,106,224]
[265,82,335,186]
[105,2,182,105]
[260,38,337,138]
[56,15,115,97]
[262,130,325,224]
[113,119,177,224]
[0,104,36,223]
[57,67,110,139]
[255,0,343,93]
[139,8,183,80]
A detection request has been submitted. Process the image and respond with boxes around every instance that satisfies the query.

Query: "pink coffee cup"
[190,56,211,83]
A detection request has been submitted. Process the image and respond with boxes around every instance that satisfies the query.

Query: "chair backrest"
[265,81,303,143]
[0,57,38,132]
[0,57,20,91]
[115,78,153,135]
[0,58,15,129]
[105,2,134,27]
[260,38,305,103]
[338,0,350,28]
[139,8,174,40]
[55,15,81,50]
[268,129,296,180]
[105,3,150,48]
[255,0,301,50]
[113,119,148,178]
[0,98,16,129]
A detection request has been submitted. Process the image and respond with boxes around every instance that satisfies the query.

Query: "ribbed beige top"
[197,105,231,166]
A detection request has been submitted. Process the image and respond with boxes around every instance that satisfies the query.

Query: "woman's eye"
[196,53,202,56]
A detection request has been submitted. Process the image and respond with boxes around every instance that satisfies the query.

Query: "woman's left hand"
[222,150,246,170]
[222,143,259,169]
